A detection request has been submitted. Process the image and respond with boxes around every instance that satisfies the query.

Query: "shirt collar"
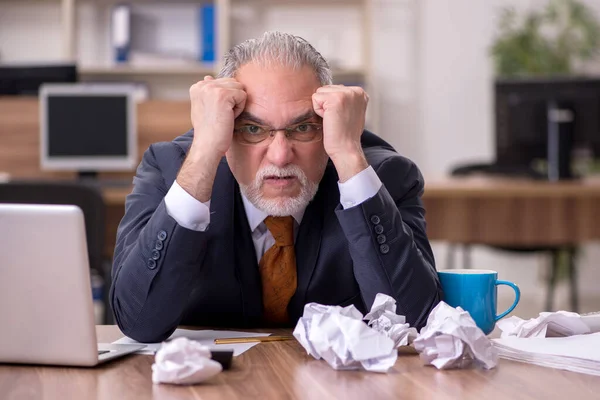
[241,193,305,232]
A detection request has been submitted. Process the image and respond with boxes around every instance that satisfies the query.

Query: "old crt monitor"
[495,77,600,180]
[0,64,77,95]
[39,84,137,176]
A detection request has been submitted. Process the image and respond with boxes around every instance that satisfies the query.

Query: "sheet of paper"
[113,329,271,356]
[493,332,600,376]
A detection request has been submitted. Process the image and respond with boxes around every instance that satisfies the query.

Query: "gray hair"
[217,31,333,86]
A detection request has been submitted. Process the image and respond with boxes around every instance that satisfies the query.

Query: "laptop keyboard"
[98,350,110,355]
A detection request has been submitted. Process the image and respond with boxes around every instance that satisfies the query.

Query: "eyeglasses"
[233,122,323,146]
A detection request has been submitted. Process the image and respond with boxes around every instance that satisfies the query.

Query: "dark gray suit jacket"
[110,129,442,342]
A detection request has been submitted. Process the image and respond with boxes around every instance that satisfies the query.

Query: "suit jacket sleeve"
[335,155,442,329]
[110,143,209,342]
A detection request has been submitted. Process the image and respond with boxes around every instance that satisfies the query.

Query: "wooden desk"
[423,177,600,246]
[101,177,600,257]
[0,325,598,400]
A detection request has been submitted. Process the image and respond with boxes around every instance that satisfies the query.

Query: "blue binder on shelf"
[111,4,131,63]
[199,4,215,63]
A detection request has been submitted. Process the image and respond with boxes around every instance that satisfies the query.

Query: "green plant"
[491,0,600,77]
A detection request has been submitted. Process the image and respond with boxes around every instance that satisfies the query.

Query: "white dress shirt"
[165,166,383,263]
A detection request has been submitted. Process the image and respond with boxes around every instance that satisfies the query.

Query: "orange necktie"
[259,216,297,324]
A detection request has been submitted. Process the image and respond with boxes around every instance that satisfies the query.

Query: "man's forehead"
[235,62,321,124]
[236,63,320,92]
[236,109,320,126]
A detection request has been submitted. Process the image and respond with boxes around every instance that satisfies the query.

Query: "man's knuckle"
[214,88,229,101]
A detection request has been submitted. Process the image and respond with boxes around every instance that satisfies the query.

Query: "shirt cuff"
[164,180,211,231]
[338,165,383,209]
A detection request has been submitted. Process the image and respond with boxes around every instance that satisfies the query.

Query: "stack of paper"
[493,332,600,376]
[113,329,270,356]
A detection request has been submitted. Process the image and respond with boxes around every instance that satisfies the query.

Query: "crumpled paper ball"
[293,302,397,372]
[497,311,592,338]
[364,293,418,347]
[412,301,498,370]
[151,337,223,385]
[293,294,419,373]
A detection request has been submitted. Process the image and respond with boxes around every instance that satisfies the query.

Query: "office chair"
[447,162,579,312]
[0,180,113,323]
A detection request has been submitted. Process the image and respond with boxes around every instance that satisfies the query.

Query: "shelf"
[79,64,217,76]
[72,0,214,4]
[67,0,362,4]
[80,65,366,80]
[233,0,364,5]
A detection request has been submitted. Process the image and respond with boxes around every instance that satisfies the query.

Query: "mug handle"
[495,280,521,321]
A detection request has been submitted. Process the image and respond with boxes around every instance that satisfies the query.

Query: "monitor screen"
[47,96,129,157]
[495,78,600,170]
[40,84,137,172]
[0,64,77,95]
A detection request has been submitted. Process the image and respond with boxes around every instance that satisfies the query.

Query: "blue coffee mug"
[438,269,520,335]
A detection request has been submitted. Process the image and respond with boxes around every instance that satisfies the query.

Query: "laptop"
[0,203,144,366]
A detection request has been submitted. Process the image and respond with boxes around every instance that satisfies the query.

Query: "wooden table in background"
[102,177,600,257]
[0,325,598,400]
[423,176,600,247]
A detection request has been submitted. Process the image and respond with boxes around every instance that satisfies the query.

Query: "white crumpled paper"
[497,311,597,338]
[412,301,498,370]
[293,293,416,372]
[364,293,418,347]
[151,337,222,385]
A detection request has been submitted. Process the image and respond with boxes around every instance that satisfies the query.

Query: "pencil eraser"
[210,349,234,370]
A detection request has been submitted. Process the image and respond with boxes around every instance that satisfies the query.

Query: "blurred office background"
[1,0,600,322]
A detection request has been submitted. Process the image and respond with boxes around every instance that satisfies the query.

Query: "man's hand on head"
[312,85,369,183]
[177,76,247,203]
[189,76,247,157]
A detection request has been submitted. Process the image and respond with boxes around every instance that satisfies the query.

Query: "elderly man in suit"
[110,31,442,342]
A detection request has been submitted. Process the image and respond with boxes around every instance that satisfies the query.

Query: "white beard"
[240,164,319,217]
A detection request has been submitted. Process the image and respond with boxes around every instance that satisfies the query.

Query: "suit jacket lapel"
[209,160,262,325]
[232,182,263,323]
[288,162,338,321]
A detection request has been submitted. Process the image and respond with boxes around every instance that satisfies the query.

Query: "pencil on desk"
[214,335,295,345]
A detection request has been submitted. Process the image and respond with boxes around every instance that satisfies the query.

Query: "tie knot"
[264,216,294,247]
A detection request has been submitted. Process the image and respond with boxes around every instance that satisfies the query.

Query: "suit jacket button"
[380,244,390,254]
[147,259,157,269]
[374,224,384,234]
[377,234,387,244]
[151,250,161,260]
[157,230,167,241]
[370,215,381,225]
[155,240,164,250]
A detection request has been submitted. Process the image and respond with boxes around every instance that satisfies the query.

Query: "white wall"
[0,1,63,63]
[371,0,423,165]
[416,0,495,177]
